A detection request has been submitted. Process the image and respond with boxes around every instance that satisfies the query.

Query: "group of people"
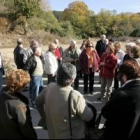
[0,36,140,139]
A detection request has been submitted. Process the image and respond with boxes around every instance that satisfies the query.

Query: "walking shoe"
[102,95,106,99]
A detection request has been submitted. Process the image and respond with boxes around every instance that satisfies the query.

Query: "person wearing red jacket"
[99,44,117,100]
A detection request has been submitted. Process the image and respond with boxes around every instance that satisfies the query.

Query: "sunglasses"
[87,45,93,48]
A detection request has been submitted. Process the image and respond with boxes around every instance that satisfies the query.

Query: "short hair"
[70,40,76,46]
[114,42,121,48]
[48,43,57,51]
[30,40,39,48]
[101,34,106,39]
[7,70,30,93]
[17,38,23,45]
[131,46,140,58]
[32,46,40,54]
[54,39,59,44]
[118,60,140,80]
[109,38,114,43]
[126,42,136,48]
[57,63,77,87]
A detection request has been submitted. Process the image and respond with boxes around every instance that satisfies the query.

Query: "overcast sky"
[49,0,140,14]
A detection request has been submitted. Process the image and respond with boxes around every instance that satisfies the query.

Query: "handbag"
[88,113,105,140]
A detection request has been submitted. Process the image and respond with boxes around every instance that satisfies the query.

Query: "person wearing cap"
[23,46,44,108]
[63,40,81,90]
[99,44,117,100]
[35,63,93,139]
[13,38,26,69]
[44,43,58,84]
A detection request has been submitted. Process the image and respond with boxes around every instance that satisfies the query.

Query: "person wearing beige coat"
[36,63,93,139]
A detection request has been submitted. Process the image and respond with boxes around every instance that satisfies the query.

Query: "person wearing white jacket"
[45,43,58,84]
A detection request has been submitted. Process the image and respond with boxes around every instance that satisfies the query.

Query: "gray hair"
[126,42,136,48]
[57,63,77,87]
[17,38,23,45]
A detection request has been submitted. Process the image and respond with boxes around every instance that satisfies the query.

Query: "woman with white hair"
[44,43,58,84]
[36,63,93,139]
[123,42,136,62]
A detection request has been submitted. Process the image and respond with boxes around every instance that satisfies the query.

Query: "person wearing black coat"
[95,35,106,58]
[0,70,37,139]
[14,38,26,69]
[101,60,140,140]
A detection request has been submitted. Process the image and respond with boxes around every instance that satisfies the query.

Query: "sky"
[49,0,140,14]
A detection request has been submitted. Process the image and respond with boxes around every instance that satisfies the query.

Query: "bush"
[130,29,140,37]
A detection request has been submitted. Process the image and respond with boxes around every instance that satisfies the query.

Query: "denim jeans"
[30,76,44,101]
[0,71,2,92]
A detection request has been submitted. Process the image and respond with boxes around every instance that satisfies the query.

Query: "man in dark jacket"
[14,38,26,69]
[101,60,140,140]
[95,34,106,58]
[24,47,44,108]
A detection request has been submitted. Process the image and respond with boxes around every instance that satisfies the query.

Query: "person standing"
[24,40,39,63]
[35,63,93,139]
[123,42,136,62]
[0,53,4,92]
[14,38,26,69]
[0,70,37,139]
[63,40,81,90]
[101,60,140,140]
[44,43,58,84]
[130,45,140,66]
[95,34,107,58]
[99,44,117,100]
[114,42,125,89]
[24,47,44,107]
[80,41,100,94]
[54,39,63,66]
[95,35,107,84]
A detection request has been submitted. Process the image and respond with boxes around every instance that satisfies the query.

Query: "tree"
[14,0,41,19]
[63,1,91,38]
[11,0,41,34]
